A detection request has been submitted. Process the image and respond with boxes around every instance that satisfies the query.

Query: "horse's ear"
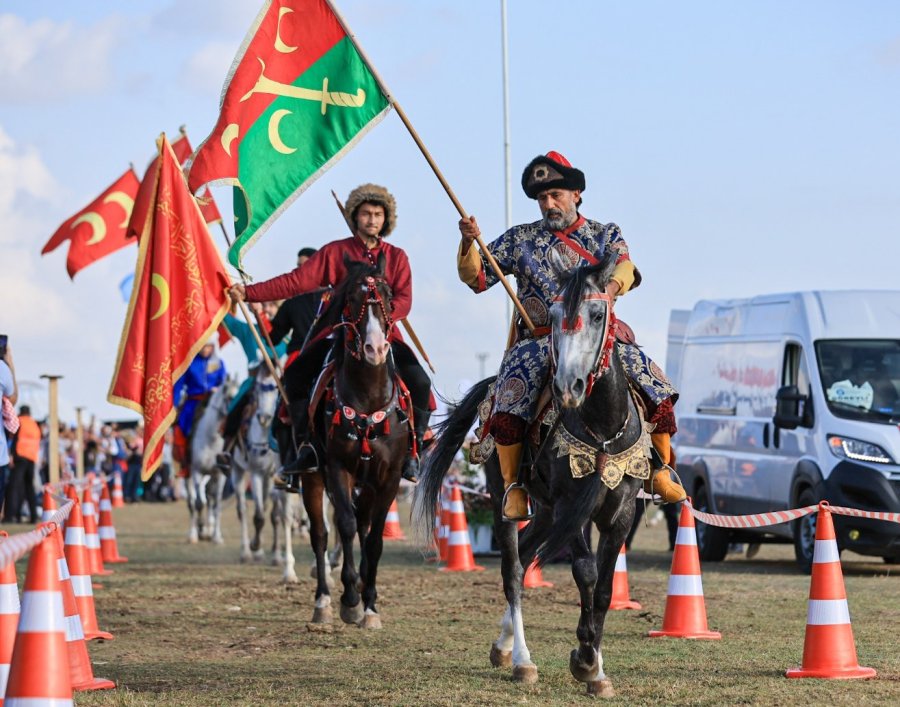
[595,251,618,289]
[547,247,571,281]
[375,251,387,277]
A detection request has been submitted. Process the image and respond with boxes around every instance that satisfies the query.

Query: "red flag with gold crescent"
[108,134,231,480]
[41,168,140,279]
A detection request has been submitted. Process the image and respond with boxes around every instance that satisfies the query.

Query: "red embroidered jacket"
[244,236,412,343]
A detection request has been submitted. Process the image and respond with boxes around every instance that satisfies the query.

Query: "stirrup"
[647,463,686,506]
[501,483,534,523]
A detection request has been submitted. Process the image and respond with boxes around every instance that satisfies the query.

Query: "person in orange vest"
[6,405,40,523]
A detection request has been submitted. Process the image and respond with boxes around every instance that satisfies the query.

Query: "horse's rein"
[550,291,618,397]
[336,275,395,360]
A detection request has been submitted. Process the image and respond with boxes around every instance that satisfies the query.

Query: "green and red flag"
[172,132,223,226]
[41,168,140,279]
[188,0,392,270]
[108,135,231,481]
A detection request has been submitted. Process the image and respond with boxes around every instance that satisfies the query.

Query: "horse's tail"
[533,473,604,568]
[412,376,496,548]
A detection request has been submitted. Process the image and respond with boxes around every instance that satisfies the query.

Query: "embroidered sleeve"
[603,223,637,295]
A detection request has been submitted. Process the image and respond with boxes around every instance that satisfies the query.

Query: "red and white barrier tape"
[685,499,900,528]
[0,499,74,569]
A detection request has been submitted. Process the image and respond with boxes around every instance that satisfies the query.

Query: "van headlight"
[827,435,894,464]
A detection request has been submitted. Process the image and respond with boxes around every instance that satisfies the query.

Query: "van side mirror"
[774,385,811,429]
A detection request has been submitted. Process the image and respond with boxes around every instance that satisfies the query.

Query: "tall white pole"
[501,0,513,323]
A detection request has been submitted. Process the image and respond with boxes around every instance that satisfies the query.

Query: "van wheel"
[694,485,729,562]
[793,488,817,574]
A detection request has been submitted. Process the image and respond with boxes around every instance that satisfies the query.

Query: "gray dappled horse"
[230,367,280,563]
[415,252,645,697]
[303,255,409,628]
[187,376,239,544]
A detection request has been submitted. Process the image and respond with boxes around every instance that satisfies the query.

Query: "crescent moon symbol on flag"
[221,123,239,157]
[268,109,297,154]
[150,272,171,321]
[72,211,107,245]
[103,190,136,227]
[274,7,298,53]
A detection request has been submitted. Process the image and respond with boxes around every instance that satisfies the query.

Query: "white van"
[667,291,900,571]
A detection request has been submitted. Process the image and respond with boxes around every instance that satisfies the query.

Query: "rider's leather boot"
[644,432,686,504]
[496,442,529,521]
[401,410,431,484]
[273,398,316,491]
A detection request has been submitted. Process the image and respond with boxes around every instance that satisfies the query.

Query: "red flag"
[41,168,140,278]
[108,135,231,480]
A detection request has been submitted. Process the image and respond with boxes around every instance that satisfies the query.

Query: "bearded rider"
[457,151,686,521]
[228,184,433,487]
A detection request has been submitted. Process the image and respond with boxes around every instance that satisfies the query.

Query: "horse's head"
[549,250,619,409]
[252,367,279,429]
[337,253,395,366]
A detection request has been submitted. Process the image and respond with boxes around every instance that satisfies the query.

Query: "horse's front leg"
[492,510,538,683]
[250,468,266,560]
[280,491,299,583]
[569,525,604,687]
[357,476,400,630]
[211,473,226,545]
[186,476,199,544]
[233,468,251,562]
[302,472,331,622]
[330,468,364,626]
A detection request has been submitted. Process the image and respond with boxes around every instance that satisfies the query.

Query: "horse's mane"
[557,251,617,325]
[305,258,382,344]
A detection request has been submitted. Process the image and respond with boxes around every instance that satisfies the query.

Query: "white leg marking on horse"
[496,606,514,652]
[511,605,533,667]
[315,595,331,610]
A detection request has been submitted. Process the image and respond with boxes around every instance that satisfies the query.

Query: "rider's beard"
[542,203,578,231]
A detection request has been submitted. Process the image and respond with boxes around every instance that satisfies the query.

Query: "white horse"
[231,369,280,563]
[187,377,238,544]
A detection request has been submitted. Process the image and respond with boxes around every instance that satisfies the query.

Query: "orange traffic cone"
[610,545,641,610]
[111,472,125,508]
[0,531,20,701]
[382,499,406,541]
[786,503,876,679]
[519,522,553,588]
[63,499,113,641]
[51,528,115,691]
[3,526,72,705]
[439,486,484,572]
[82,487,113,577]
[98,484,128,563]
[41,485,58,523]
[438,488,451,563]
[648,502,721,639]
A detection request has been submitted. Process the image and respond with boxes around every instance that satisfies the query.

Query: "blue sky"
[1,1,898,422]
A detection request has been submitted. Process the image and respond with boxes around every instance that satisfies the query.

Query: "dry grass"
[7,496,897,706]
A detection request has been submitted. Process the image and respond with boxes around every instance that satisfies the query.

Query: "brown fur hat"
[345,183,397,237]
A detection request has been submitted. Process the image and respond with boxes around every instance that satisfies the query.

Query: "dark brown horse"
[415,252,645,696]
[302,254,410,629]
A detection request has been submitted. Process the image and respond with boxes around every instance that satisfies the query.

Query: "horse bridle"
[550,291,618,398]
[335,275,395,361]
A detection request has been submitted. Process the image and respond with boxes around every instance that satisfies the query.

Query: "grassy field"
[7,495,898,706]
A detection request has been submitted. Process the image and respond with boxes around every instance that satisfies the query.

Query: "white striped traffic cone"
[81,487,112,577]
[382,499,406,541]
[439,486,484,572]
[648,502,721,639]
[610,544,641,610]
[98,484,128,563]
[110,472,125,508]
[786,503,876,679]
[63,500,113,642]
[0,531,20,702]
[3,526,73,705]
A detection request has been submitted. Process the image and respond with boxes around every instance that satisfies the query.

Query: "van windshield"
[815,340,900,423]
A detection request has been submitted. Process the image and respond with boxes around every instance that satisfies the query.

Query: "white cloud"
[0,14,121,103]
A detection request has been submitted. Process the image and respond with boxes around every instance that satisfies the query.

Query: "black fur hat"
[521,151,585,199]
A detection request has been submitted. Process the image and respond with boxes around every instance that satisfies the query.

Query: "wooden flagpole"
[324,0,535,334]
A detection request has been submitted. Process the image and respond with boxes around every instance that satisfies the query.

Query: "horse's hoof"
[213,537,224,545]
[359,611,382,630]
[339,601,365,625]
[253,551,265,562]
[512,663,538,684]
[240,554,252,564]
[188,536,198,545]
[569,648,603,683]
[586,679,614,698]
[311,605,333,624]
[283,573,299,585]
[490,643,512,668]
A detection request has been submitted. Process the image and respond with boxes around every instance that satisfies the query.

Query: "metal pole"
[41,375,62,485]
[501,0,513,324]
[324,0,535,333]
[75,406,85,479]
